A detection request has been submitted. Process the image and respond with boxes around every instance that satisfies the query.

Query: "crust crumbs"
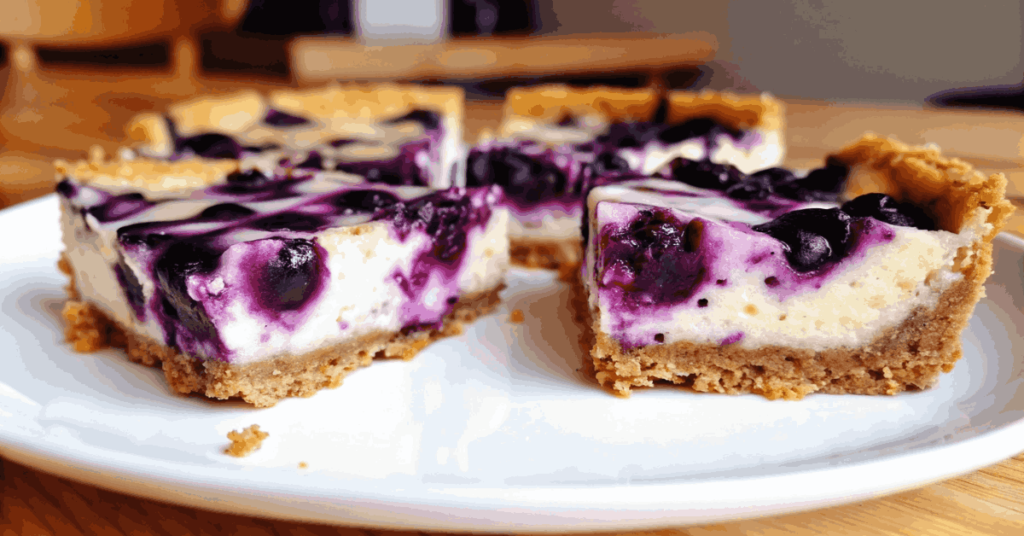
[54,153,237,193]
[510,309,525,323]
[502,85,661,125]
[224,425,268,457]
[666,91,784,132]
[832,134,1013,239]
[268,83,465,122]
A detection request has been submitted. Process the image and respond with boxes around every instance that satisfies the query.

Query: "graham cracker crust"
[510,236,581,271]
[59,255,503,408]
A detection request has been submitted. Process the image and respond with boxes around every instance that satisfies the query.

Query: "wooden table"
[3,67,1024,535]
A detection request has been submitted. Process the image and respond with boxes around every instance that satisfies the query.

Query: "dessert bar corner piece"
[467,85,786,269]
[125,83,465,188]
[579,134,1012,399]
[57,159,509,407]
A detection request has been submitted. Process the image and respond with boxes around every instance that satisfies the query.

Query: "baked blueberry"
[589,152,631,178]
[667,158,745,190]
[88,192,155,223]
[752,208,852,272]
[263,109,311,127]
[386,109,441,131]
[598,122,661,149]
[598,209,707,307]
[177,133,243,160]
[657,118,723,144]
[199,203,257,221]
[327,189,400,212]
[256,239,325,311]
[226,169,269,185]
[252,213,328,232]
[725,175,773,200]
[841,193,935,230]
[466,147,567,204]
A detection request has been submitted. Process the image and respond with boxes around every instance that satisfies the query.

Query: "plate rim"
[2,194,1024,532]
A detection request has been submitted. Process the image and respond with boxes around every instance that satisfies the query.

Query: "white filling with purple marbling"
[583,179,982,351]
[59,175,509,365]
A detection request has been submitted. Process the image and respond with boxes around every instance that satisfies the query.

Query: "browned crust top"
[502,85,661,123]
[54,150,238,193]
[268,83,465,121]
[124,83,465,156]
[832,134,1013,239]
[665,91,784,131]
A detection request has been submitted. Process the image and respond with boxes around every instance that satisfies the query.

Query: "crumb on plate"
[224,424,268,457]
[510,309,525,323]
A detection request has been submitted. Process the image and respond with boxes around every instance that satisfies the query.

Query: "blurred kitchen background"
[1,0,1023,206]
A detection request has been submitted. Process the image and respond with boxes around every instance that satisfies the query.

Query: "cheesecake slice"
[578,135,1011,399]
[57,157,508,407]
[126,84,464,188]
[465,85,785,269]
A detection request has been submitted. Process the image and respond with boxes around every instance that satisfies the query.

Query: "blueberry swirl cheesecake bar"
[464,85,784,268]
[125,84,464,188]
[57,158,508,407]
[578,134,1011,399]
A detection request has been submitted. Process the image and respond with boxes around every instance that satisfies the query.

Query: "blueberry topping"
[199,203,257,220]
[750,167,797,185]
[597,122,662,148]
[56,179,77,198]
[87,192,155,223]
[177,133,243,160]
[256,239,324,311]
[242,143,280,154]
[751,208,852,272]
[667,158,745,190]
[264,109,311,127]
[801,164,849,193]
[377,189,488,264]
[725,174,773,200]
[589,152,631,178]
[296,152,324,169]
[657,118,725,144]
[386,109,441,131]
[465,147,568,205]
[335,162,414,186]
[252,213,328,232]
[575,141,597,153]
[597,209,707,307]
[326,190,400,212]
[117,223,176,249]
[329,138,358,148]
[841,193,935,230]
[226,169,269,184]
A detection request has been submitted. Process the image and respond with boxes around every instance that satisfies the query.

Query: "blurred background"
[1,0,1024,206]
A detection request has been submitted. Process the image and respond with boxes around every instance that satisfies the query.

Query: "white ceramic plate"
[2,195,1024,533]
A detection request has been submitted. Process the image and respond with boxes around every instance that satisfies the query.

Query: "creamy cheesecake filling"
[59,175,509,366]
[583,177,979,351]
[636,128,783,174]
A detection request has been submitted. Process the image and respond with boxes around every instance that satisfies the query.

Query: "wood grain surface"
[2,58,1024,535]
